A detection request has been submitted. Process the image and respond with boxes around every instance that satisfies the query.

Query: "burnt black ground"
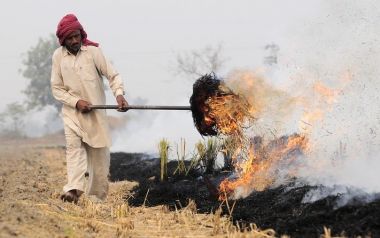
[110,152,380,238]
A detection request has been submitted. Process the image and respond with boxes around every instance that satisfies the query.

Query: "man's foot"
[60,189,79,203]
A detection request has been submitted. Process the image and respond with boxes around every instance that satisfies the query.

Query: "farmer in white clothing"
[51,13,128,203]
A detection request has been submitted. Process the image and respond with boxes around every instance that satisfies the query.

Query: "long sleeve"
[91,47,125,97]
[50,50,81,108]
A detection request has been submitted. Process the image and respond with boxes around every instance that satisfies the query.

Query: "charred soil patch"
[111,152,380,237]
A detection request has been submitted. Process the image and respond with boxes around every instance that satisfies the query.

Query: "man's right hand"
[76,100,92,113]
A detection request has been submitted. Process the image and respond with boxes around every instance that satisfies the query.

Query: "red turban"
[56,14,99,47]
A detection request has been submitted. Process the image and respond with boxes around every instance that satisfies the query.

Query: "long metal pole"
[89,105,191,110]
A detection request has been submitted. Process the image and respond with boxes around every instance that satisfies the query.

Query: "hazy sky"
[0,0,324,109]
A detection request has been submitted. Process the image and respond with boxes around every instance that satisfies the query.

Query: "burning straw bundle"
[190,73,254,136]
[190,74,309,202]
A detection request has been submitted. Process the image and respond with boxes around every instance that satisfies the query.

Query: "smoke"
[302,185,380,208]
[110,106,202,155]
[221,0,380,205]
[18,106,63,137]
[225,69,299,137]
[293,1,380,206]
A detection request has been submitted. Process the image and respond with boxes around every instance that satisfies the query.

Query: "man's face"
[64,30,82,54]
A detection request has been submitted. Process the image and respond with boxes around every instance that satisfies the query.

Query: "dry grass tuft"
[116,217,135,237]
[158,138,170,181]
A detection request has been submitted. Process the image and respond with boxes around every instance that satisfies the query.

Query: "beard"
[67,42,81,54]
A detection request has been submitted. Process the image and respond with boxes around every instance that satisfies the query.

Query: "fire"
[313,81,338,104]
[190,73,255,136]
[206,92,253,136]
[191,69,354,201]
[219,134,309,201]
[191,72,310,201]
[299,80,346,133]
[191,71,350,201]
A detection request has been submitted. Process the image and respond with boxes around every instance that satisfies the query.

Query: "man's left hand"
[116,95,129,112]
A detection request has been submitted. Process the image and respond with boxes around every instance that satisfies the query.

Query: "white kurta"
[51,45,124,148]
[51,45,124,199]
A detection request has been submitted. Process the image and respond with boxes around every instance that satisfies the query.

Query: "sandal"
[60,189,79,203]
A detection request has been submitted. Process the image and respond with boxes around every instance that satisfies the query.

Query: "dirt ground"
[0,137,276,238]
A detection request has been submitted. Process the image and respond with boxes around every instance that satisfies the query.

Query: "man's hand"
[76,99,92,113]
[116,95,129,112]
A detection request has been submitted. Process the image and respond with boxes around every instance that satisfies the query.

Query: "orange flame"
[205,69,354,201]
[313,81,338,104]
[218,134,308,201]
[199,72,310,201]
[205,85,254,136]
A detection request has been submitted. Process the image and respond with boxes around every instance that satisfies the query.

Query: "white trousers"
[63,125,110,201]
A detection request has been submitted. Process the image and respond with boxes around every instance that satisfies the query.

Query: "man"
[51,14,128,203]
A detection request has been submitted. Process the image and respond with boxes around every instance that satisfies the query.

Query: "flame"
[313,81,338,104]
[219,134,308,201]
[299,79,348,133]
[197,71,310,201]
[225,70,294,118]
[204,85,254,136]
[201,70,352,201]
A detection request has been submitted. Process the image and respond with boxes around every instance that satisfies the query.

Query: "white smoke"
[110,106,202,155]
[221,1,380,205]
[21,106,63,137]
[273,1,380,206]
